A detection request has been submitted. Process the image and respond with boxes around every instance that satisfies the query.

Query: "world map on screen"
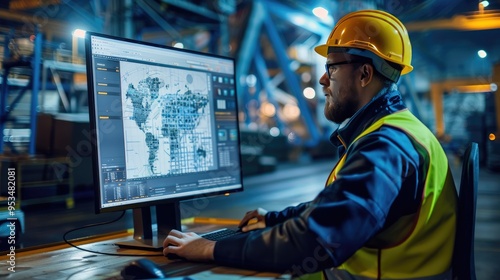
[120,61,216,179]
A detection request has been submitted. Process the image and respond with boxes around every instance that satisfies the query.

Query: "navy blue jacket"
[214,88,424,275]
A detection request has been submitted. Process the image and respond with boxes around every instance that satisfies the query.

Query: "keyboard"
[200,228,241,241]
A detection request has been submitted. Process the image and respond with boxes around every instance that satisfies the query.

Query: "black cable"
[62,210,163,257]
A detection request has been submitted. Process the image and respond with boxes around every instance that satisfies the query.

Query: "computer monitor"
[85,32,243,250]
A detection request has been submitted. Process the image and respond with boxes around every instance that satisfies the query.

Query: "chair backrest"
[452,142,479,280]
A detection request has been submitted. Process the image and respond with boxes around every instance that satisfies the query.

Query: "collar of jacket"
[329,87,407,151]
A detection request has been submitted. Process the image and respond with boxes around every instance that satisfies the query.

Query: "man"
[163,9,458,279]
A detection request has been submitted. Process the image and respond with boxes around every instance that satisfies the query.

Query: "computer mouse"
[121,258,166,279]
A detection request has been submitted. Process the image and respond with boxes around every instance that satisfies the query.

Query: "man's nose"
[319,72,329,87]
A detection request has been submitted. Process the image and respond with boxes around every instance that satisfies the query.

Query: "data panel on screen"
[85,32,243,214]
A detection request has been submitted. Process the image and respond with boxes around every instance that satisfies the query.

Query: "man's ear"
[360,64,374,87]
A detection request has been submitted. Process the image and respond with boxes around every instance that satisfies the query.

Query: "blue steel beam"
[29,30,42,156]
[159,0,232,54]
[235,1,265,121]
[4,83,31,114]
[0,30,11,154]
[267,0,331,36]
[90,0,103,16]
[64,1,104,31]
[239,80,251,126]
[249,82,262,126]
[262,7,322,146]
[161,0,221,21]
[218,16,230,56]
[235,1,265,86]
[253,48,286,132]
[136,0,181,41]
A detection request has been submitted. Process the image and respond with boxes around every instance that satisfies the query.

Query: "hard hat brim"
[314,44,329,57]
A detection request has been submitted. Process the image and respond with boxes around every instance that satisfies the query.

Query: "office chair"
[452,142,479,280]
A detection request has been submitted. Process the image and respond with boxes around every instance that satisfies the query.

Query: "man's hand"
[238,207,268,232]
[163,230,215,261]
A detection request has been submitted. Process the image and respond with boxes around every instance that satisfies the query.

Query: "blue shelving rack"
[0,29,42,156]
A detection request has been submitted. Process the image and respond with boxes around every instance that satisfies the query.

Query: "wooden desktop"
[0,218,291,279]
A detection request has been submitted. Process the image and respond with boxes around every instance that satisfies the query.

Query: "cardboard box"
[36,113,55,156]
[51,113,90,157]
[51,113,93,188]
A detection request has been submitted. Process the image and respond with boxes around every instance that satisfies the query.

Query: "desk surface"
[0,221,291,280]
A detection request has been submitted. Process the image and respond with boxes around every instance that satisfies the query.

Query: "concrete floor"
[15,154,500,279]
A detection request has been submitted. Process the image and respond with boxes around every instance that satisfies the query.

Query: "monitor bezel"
[85,31,244,215]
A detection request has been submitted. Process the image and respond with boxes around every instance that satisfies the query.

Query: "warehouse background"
[0,0,499,278]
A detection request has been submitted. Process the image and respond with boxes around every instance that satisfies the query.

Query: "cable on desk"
[62,210,163,257]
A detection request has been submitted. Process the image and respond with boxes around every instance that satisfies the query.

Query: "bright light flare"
[283,104,300,120]
[246,74,257,87]
[490,83,498,92]
[312,7,329,20]
[260,102,276,117]
[72,29,86,38]
[303,87,316,99]
[173,42,184,48]
[269,127,280,137]
[478,50,487,58]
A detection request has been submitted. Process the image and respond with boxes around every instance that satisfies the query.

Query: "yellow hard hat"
[315,9,413,80]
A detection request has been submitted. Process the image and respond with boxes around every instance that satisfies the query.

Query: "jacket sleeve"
[213,128,420,274]
[265,201,311,226]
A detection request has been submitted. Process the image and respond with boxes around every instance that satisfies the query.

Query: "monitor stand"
[115,201,181,250]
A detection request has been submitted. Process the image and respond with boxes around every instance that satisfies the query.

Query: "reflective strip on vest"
[326,109,457,279]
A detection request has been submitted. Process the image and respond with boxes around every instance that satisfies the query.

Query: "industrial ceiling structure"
[1,0,500,151]
[2,0,499,79]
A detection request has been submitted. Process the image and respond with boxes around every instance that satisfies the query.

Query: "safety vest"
[325,109,457,279]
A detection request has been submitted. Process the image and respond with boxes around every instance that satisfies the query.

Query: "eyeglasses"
[325,60,366,78]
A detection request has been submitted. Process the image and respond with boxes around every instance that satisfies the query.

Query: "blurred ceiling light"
[478,50,487,58]
[290,15,306,26]
[301,72,312,83]
[260,102,276,117]
[491,83,498,91]
[246,74,257,87]
[303,87,316,99]
[248,122,258,130]
[173,42,184,48]
[480,1,490,8]
[312,7,329,20]
[489,133,496,141]
[269,127,280,137]
[283,104,300,120]
[72,29,86,38]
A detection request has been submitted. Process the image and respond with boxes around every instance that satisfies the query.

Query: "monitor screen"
[85,32,243,249]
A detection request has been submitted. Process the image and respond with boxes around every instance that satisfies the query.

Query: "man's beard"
[324,87,358,124]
